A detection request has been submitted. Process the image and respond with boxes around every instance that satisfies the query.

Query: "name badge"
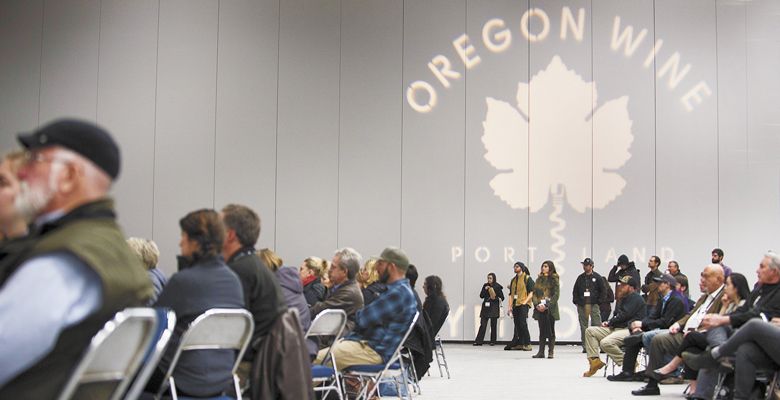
[514,295,518,299]
[584,291,591,297]
[485,302,491,307]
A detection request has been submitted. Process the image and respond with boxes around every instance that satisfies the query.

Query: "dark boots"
[532,337,547,358]
[548,337,555,358]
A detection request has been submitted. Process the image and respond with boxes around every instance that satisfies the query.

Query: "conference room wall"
[0,0,777,340]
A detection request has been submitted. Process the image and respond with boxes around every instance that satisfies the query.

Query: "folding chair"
[123,308,176,400]
[432,335,450,379]
[306,309,348,400]
[343,311,420,400]
[58,308,158,400]
[154,308,254,400]
[400,347,421,394]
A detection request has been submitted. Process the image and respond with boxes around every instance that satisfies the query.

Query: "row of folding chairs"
[308,310,421,400]
[59,307,253,400]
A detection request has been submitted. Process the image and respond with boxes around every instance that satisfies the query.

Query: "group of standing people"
[473,260,561,359]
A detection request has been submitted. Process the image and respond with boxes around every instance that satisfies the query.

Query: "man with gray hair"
[0,119,152,398]
[314,247,417,373]
[310,247,365,332]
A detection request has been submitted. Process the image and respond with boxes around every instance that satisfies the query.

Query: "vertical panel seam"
[273,0,281,250]
[462,0,467,342]
[95,0,102,121]
[152,0,161,240]
[212,0,221,209]
[743,4,748,189]
[526,0,531,261]
[590,0,594,259]
[336,0,342,249]
[714,0,720,246]
[37,0,46,127]
[652,0,657,254]
[400,0,405,249]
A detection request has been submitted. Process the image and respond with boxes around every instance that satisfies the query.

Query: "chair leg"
[765,370,779,400]
[433,339,443,377]
[712,371,728,400]
[437,338,450,379]
[404,350,421,395]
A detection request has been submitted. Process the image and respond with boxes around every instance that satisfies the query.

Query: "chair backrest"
[157,308,254,396]
[58,308,158,400]
[122,308,176,400]
[306,309,347,339]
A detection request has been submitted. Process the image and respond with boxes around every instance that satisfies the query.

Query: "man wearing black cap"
[607,273,685,383]
[573,257,606,353]
[504,261,534,351]
[608,254,641,300]
[0,119,152,398]
[583,275,646,377]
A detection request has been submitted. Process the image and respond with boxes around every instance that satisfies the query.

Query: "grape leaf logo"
[482,55,634,213]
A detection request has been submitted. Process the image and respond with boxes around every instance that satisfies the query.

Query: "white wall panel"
[591,1,657,283]
[275,0,341,264]
[214,0,280,251]
[153,0,218,272]
[655,0,718,284]
[402,0,466,339]
[97,0,158,241]
[0,0,42,151]
[464,0,531,342]
[39,0,100,122]
[337,0,403,258]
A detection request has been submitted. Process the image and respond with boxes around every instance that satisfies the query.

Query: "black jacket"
[479,282,504,318]
[729,282,780,328]
[573,272,606,306]
[303,278,326,306]
[640,293,686,331]
[226,248,287,357]
[608,262,641,288]
[607,291,645,329]
[424,294,450,337]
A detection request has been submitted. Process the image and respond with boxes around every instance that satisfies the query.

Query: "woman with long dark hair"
[532,260,560,358]
[474,272,505,346]
[423,275,450,337]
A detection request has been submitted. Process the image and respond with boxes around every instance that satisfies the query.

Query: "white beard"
[14,166,60,220]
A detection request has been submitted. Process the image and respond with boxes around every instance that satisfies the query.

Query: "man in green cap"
[314,247,417,371]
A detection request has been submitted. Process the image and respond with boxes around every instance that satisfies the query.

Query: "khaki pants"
[315,339,383,371]
[584,326,629,365]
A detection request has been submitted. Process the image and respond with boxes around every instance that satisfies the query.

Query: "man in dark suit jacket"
[608,273,686,381]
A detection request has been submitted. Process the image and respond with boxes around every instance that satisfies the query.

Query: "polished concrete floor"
[413,343,687,400]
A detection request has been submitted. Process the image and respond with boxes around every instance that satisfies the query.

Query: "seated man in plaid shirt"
[314,247,418,370]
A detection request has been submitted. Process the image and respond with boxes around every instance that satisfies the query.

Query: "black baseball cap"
[653,273,677,286]
[17,119,121,180]
[581,258,594,266]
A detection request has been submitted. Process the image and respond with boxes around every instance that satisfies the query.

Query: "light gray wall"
[1,0,778,341]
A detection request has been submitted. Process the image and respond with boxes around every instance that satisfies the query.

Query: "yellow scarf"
[510,273,528,306]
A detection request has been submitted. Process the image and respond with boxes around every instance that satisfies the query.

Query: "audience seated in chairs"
[583,275,646,377]
[127,237,167,305]
[630,264,725,396]
[144,209,245,398]
[310,248,365,333]
[682,252,780,400]
[358,257,387,305]
[300,256,329,306]
[650,272,749,399]
[607,273,685,382]
[0,120,153,399]
[220,204,287,385]
[314,247,417,373]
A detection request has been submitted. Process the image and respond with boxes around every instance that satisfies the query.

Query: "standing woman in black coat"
[474,272,505,346]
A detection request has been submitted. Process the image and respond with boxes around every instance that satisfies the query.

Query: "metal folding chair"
[343,311,420,400]
[154,308,254,400]
[306,309,348,400]
[58,308,158,400]
[123,308,176,400]
[432,335,450,379]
